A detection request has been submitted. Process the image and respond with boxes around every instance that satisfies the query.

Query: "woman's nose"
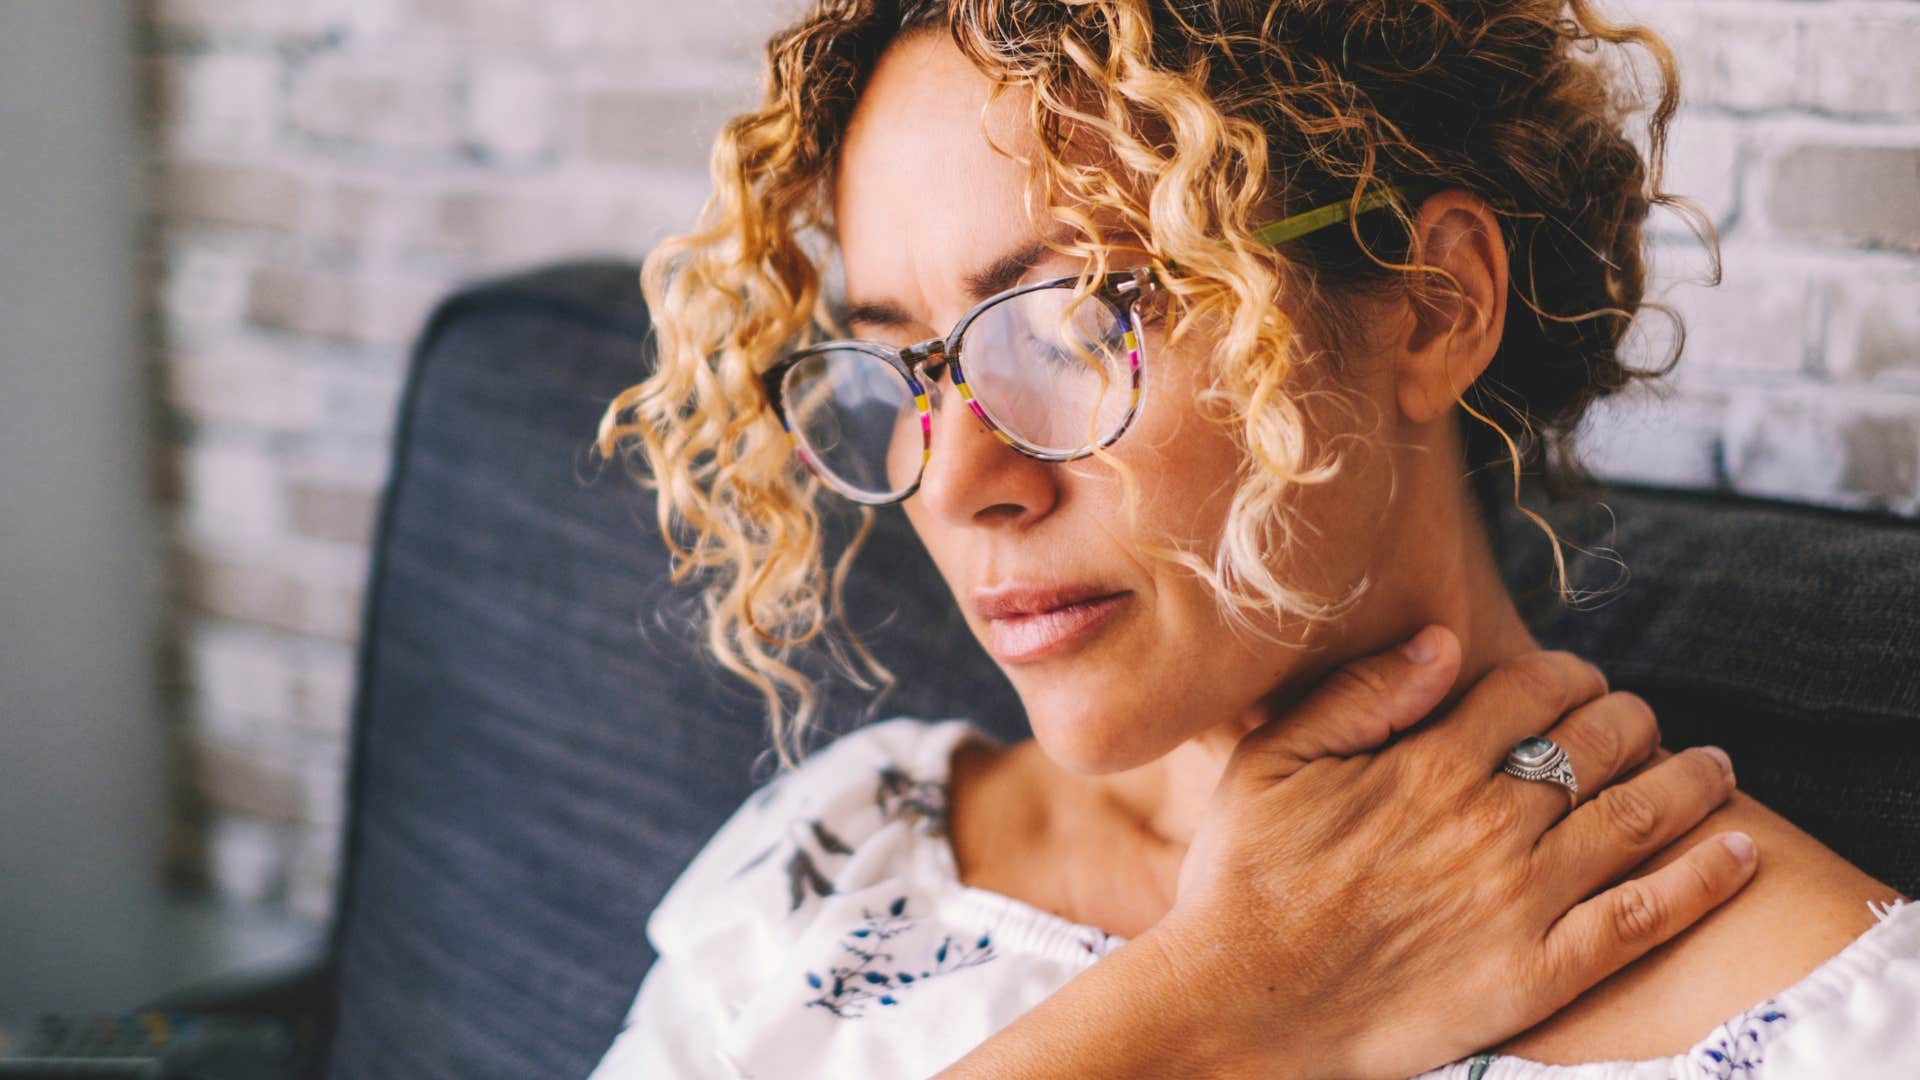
[915,368,1058,529]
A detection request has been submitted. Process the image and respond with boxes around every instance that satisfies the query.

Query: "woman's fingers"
[1532,829,1758,1007]
[1233,624,1462,777]
[1533,746,1739,907]
[1498,690,1662,824]
[1414,650,1611,764]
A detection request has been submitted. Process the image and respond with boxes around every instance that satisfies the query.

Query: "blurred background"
[1,0,1915,1017]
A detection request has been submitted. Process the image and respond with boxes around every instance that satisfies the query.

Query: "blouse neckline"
[909,718,1132,965]
[892,715,1920,1076]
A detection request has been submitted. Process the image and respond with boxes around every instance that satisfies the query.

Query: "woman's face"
[834,32,1437,775]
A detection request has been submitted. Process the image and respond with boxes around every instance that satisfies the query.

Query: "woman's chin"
[1018,690,1176,776]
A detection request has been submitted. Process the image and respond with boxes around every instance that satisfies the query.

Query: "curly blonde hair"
[593,0,1719,769]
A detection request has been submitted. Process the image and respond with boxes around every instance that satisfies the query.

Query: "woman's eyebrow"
[961,236,1056,302]
[844,300,915,330]
[844,233,1073,330]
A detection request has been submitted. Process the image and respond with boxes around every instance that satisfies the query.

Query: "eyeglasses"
[762,185,1412,505]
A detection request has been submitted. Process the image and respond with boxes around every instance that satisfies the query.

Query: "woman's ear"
[1391,191,1509,426]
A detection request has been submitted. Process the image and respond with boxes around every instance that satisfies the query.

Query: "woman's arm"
[930,923,1312,1080]
[937,627,1755,1080]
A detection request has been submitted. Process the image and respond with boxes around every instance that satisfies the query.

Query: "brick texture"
[1589,1,1920,515]
[1764,144,1920,252]
[141,0,1919,923]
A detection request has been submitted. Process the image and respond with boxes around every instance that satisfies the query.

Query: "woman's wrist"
[1134,908,1331,1080]
[932,913,1320,1080]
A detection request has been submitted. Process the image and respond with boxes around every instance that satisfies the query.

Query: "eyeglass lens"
[780,288,1138,502]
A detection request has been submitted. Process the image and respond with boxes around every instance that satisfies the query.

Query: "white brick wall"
[1593,1,1920,513]
[141,0,789,920]
[142,0,1918,922]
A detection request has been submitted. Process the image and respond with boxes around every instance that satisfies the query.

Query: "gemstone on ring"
[1509,736,1559,766]
[1502,735,1578,805]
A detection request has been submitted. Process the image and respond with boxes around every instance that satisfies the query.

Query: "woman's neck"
[1091,486,1542,855]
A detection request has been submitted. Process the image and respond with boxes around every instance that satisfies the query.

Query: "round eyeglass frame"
[760,183,1419,506]
[761,265,1155,506]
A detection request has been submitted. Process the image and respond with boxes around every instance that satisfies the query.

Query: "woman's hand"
[934,625,1749,1080]
[1152,624,1752,1079]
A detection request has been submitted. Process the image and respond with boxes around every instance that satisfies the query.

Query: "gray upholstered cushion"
[321,260,1920,1079]
[323,261,1022,1079]
[1498,490,1920,887]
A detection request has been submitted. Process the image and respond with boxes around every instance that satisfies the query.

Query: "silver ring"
[1502,735,1578,806]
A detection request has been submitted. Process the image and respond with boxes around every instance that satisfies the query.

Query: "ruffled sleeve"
[587,948,732,1078]
[1747,898,1920,1077]
[589,717,973,1078]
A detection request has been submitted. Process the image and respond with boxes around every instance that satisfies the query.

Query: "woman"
[590,2,1915,1076]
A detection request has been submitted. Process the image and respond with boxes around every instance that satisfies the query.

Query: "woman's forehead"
[832,32,1047,322]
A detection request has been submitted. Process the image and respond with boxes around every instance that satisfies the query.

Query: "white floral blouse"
[589,717,1920,1078]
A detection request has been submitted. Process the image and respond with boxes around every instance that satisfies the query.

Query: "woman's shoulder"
[1430,897,1920,1080]
[644,716,995,957]
[1485,791,1914,1073]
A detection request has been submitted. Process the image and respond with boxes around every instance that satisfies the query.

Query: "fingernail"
[1699,745,1733,778]
[1402,626,1439,664]
[1722,831,1755,866]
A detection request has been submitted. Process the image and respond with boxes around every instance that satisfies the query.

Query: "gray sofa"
[292,259,1920,1077]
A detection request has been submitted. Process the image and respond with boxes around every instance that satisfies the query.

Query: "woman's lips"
[976,589,1131,663]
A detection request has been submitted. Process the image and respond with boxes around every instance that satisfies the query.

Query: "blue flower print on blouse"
[804,895,997,1019]
[1686,999,1788,1078]
[1455,998,1788,1080]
